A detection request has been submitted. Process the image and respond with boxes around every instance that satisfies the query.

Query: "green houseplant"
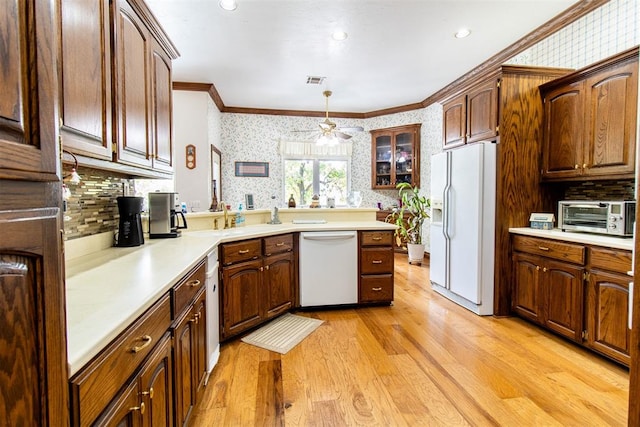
[387,182,430,264]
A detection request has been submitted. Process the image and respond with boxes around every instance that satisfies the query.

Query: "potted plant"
[387,182,430,265]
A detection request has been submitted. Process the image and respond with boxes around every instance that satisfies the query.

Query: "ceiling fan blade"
[290,129,316,133]
[337,126,364,133]
[334,131,352,140]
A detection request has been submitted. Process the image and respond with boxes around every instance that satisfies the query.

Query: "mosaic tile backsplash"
[62,165,131,240]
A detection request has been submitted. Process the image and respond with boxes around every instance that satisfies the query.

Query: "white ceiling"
[146,0,578,113]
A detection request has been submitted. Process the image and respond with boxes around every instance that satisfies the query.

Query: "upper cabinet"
[540,47,638,181]
[0,0,59,180]
[59,0,179,177]
[59,0,113,160]
[442,79,498,149]
[371,124,421,189]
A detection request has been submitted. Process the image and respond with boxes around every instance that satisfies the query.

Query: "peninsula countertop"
[65,221,396,376]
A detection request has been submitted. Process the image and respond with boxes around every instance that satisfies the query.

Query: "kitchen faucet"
[219,202,230,229]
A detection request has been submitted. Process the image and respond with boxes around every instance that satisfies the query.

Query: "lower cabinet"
[512,252,584,342]
[512,234,632,366]
[70,259,208,426]
[173,287,207,427]
[358,231,395,304]
[220,234,296,340]
[95,333,173,427]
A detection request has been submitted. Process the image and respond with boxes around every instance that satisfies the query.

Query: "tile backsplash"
[63,165,131,240]
[561,179,635,201]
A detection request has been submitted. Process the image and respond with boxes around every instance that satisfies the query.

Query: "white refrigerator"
[430,141,496,315]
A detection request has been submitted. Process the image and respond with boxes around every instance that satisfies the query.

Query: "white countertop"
[509,227,634,251]
[65,221,395,376]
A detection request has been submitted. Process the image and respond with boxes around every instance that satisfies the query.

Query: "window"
[284,158,349,206]
[280,139,353,207]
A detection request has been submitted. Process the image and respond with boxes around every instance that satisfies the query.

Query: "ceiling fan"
[292,90,364,145]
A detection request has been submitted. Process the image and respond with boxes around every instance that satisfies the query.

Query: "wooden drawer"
[513,235,585,265]
[221,238,261,265]
[361,230,393,246]
[360,274,394,302]
[70,293,171,426]
[590,246,632,274]
[360,247,394,274]
[172,259,206,319]
[263,233,294,256]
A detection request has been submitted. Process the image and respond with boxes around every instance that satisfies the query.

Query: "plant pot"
[407,243,425,265]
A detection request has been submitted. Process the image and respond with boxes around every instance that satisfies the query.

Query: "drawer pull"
[372,260,383,264]
[372,237,382,241]
[276,242,285,247]
[372,287,383,292]
[130,402,145,415]
[538,246,550,251]
[238,249,250,254]
[141,387,154,399]
[130,335,153,353]
[187,279,201,288]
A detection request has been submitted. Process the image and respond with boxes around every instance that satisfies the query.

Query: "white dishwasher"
[299,231,358,307]
[205,248,220,381]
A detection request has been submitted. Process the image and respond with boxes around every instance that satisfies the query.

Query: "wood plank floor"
[193,255,629,426]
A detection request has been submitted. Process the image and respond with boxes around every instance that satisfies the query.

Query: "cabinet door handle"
[276,242,285,247]
[538,246,549,251]
[536,266,540,271]
[372,260,383,264]
[238,249,250,254]
[543,267,547,273]
[141,387,154,399]
[574,164,579,169]
[187,279,201,287]
[130,402,145,415]
[265,265,270,271]
[583,163,587,169]
[130,335,153,353]
[372,287,382,292]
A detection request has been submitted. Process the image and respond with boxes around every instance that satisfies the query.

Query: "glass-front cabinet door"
[371,124,421,189]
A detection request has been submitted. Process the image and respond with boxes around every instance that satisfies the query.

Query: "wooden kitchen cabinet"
[59,0,113,160]
[172,262,207,427]
[371,124,421,189]
[541,47,638,181]
[70,294,172,426]
[220,234,297,340]
[512,233,634,366]
[112,0,178,175]
[586,247,632,366]
[263,234,296,319]
[95,333,173,427]
[512,236,585,342]
[0,1,68,425]
[442,79,498,149]
[358,231,395,304]
[0,0,59,179]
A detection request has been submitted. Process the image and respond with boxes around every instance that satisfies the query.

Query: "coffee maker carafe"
[115,196,144,247]
[149,192,188,238]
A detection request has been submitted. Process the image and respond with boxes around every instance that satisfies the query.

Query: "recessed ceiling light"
[219,0,237,11]
[455,28,471,38]
[332,30,348,41]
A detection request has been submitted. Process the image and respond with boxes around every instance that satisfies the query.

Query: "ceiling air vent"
[306,76,326,85]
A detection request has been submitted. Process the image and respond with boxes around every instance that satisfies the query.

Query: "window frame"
[282,155,351,207]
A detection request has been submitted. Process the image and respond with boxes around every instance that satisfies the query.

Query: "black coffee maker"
[115,196,145,247]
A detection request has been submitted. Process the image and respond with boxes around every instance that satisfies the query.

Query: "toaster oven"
[558,201,635,237]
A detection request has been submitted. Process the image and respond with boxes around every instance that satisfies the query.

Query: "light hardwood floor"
[194,255,629,426]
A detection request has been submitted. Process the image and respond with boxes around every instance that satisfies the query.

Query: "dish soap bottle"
[288,194,296,208]
[235,203,245,227]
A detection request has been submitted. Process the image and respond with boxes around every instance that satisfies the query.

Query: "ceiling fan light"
[219,0,237,11]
